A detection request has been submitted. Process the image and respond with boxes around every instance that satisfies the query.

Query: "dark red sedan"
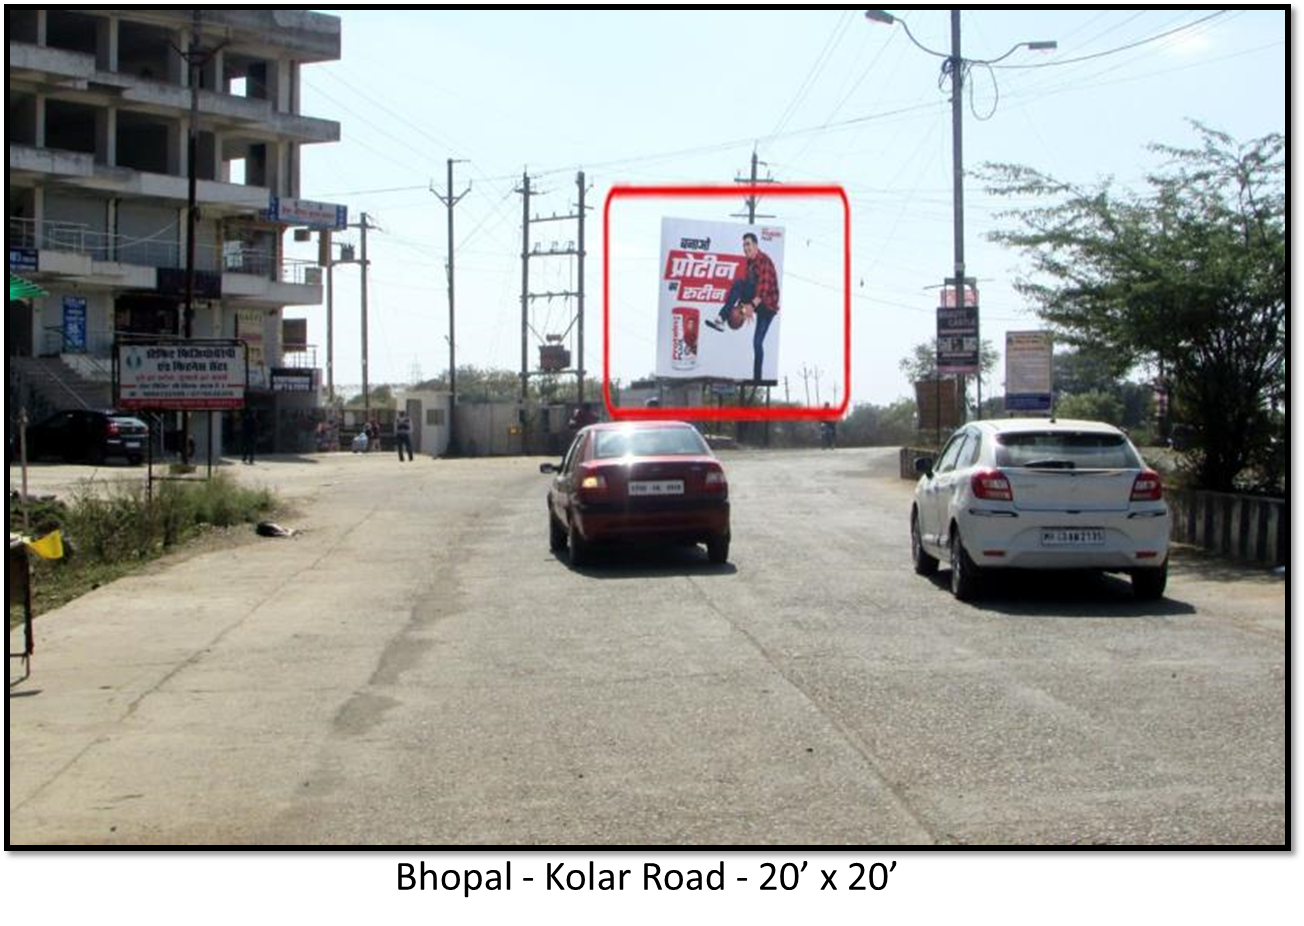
[540,421,731,566]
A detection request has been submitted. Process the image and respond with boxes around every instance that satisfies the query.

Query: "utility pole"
[576,170,587,404]
[866,10,1055,423]
[947,10,973,419]
[732,148,778,226]
[516,172,586,406]
[518,172,530,403]
[177,10,224,464]
[800,365,812,407]
[433,159,470,453]
[358,211,375,416]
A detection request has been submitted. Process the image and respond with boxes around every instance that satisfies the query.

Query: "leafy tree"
[1053,348,1153,431]
[982,123,1284,491]
[344,384,394,408]
[1055,390,1125,426]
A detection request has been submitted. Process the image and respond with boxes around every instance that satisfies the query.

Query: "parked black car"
[26,410,150,465]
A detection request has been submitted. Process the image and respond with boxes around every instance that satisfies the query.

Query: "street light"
[866,10,1055,419]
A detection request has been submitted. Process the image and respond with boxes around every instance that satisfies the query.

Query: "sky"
[284,8,1287,410]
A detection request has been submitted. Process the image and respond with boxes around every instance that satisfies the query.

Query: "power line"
[992,10,1229,69]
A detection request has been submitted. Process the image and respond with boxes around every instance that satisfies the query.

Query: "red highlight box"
[603,183,850,422]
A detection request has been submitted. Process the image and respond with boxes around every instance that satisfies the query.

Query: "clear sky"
[285,8,1287,409]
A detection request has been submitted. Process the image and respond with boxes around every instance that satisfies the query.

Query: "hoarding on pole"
[936,282,979,375]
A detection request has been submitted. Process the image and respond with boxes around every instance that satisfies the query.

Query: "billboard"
[936,282,979,375]
[1004,330,1053,413]
[267,196,348,231]
[655,217,785,383]
[117,341,248,411]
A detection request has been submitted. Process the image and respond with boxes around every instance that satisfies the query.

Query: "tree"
[1055,390,1125,427]
[1053,348,1153,431]
[344,384,394,408]
[982,123,1284,491]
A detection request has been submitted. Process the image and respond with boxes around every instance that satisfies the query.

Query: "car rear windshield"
[593,427,708,459]
[995,431,1141,469]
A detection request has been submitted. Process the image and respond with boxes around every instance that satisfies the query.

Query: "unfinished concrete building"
[8,9,341,455]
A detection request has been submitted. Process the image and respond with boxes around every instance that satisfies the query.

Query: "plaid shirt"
[748,249,780,312]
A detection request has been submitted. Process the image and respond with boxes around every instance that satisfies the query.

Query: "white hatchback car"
[910,418,1170,601]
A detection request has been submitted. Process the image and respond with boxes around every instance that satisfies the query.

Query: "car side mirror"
[539,462,558,475]
[914,456,934,477]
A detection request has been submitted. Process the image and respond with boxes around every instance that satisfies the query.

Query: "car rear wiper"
[1021,458,1076,469]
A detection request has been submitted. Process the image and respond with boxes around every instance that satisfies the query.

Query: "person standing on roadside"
[240,408,258,465]
[395,412,414,462]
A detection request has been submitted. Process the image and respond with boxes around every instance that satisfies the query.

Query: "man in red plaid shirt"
[704,232,780,381]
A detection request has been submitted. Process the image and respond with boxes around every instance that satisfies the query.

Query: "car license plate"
[1041,528,1105,546]
[124,441,142,449]
[629,480,684,497]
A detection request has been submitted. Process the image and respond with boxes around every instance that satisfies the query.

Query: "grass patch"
[9,473,278,626]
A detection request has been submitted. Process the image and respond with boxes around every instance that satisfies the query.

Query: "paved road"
[7,449,1286,844]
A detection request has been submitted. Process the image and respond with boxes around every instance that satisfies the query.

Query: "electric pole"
[517,172,587,407]
[866,10,1055,423]
[358,211,375,416]
[177,10,225,464]
[576,170,587,404]
[518,172,530,403]
[433,160,470,453]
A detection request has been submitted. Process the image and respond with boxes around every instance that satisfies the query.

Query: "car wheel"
[950,527,982,601]
[567,513,591,567]
[88,445,106,466]
[128,454,144,467]
[549,508,567,553]
[1132,559,1168,600]
[707,532,730,565]
[911,509,939,577]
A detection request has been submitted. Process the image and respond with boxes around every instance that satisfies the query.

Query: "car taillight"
[106,421,120,436]
[578,470,608,492]
[971,468,1013,501]
[704,469,727,492]
[1131,469,1163,501]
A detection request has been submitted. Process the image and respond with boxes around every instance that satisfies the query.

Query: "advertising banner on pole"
[62,296,87,352]
[654,217,785,382]
[1004,330,1053,413]
[936,282,979,375]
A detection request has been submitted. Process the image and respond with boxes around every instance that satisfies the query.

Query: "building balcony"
[9,144,269,216]
[9,41,340,145]
[11,216,323,306]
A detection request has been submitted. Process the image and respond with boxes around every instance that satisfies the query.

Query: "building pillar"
[34,95,46,148]
[96,106,117,167]
[97,15,119,72]
[170,29,187,85]
[35,10,47,46]
[170,117,186,177]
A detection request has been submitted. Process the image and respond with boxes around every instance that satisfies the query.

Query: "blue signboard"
[267,196,348,231]
[9,247,38,272]
[62,296,87,352]
[1005,393,1053,412]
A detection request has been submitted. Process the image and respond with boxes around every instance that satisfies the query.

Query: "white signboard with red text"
[117,342,248,411]
[655,217,785,381]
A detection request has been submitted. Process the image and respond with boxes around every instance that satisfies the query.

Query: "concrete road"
[7,449,1286,845]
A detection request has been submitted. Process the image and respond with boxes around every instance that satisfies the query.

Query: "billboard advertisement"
[1005,330,1053,413]
[936,282,979,375]
[117,341,248,411]
[655,217,785,383]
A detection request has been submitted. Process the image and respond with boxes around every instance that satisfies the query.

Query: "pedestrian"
[703,231,780,382]
[820,403,837,450]
[240,408,257,464]
[567,402,598,433]
[365,419,379,452]
[395,411,414,462]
